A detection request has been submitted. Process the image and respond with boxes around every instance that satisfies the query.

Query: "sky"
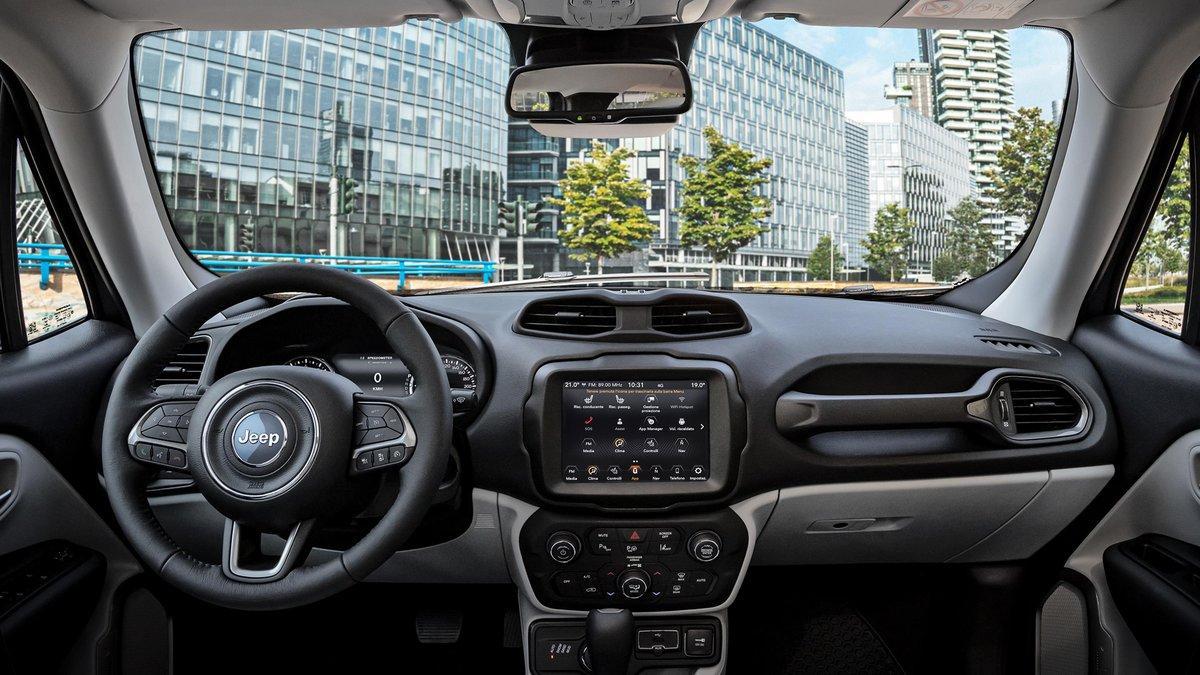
[759,21,1071,116]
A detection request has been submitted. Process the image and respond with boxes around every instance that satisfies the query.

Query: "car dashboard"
[149,287,1117,674]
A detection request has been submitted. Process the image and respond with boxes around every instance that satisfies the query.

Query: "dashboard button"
[684,628,715,657]
[618,569,650,599]
[687,570,715,595]
[547,532,581,564]
[589,528,616,554]
[618,528,647,543]
[552,572,582,597]
[621,541,645,556]
[688,531,722,563]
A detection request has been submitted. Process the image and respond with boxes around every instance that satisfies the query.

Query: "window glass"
[15,142,88,340]
[1121,136,1192,334]
[132,22,1069,293]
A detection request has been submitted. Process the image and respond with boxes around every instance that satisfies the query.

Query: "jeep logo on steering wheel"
[230,410,289,467]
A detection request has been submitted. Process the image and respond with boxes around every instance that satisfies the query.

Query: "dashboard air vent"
[651,298,747,336]
[1007,378,1083,435]
[518,299,617,336]
[154,337,209,387]
[978,337,1054,355]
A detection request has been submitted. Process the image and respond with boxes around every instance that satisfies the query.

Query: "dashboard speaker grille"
[978,337,1054,355]
[154,337,209,387]
[1007,378,1083,434]
[650,298,746,336]
[518,299,617,336]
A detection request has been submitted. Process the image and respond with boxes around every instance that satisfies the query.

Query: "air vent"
[1007,378,1084,435]
[518,299,617,336]
[154,337,210,387]
[979,337,1054,355]
[651,298,747,336]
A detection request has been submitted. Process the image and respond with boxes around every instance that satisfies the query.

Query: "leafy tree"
[807,234,844,281]
[549,141,655,272]
[678,126,774,286]
[985,106,1057,223]
[864,203,915,282]
[1159,137,1192,250]
[932,198,995,281]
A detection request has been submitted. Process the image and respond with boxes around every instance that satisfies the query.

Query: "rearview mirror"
[505,59,692,125]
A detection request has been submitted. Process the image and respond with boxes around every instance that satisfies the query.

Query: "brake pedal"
[415,609,463,644]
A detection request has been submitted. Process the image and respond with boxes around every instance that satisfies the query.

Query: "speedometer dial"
[404,354,477,396]
[286,356,332,371]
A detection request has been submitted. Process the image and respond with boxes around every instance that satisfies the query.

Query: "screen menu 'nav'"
[561,379,709,483]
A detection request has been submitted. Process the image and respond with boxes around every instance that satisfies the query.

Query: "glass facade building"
[133,21,510,262]
[843,120,870,269]
[847,106,973,280]
[506,18,853,283]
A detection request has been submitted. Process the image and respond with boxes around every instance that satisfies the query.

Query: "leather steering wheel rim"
[101,264,452,610]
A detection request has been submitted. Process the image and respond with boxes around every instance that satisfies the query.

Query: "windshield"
[130,22,1069,294]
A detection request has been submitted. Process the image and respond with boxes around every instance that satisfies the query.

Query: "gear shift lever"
[584,608,634,675]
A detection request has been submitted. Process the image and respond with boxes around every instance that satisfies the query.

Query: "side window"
[15,141,88,341]
[1121,136,1193,334]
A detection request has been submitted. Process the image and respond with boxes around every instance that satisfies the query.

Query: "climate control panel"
[519,510,747,610]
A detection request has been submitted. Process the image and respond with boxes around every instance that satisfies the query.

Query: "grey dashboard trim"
[755,466,1112,565]
[1064,432,1200,674]
[498,491,778,675]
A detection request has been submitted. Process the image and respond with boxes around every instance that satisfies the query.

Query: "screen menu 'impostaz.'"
[561,379,710,483]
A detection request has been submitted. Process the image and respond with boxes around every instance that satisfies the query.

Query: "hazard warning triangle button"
[620,528,645,542]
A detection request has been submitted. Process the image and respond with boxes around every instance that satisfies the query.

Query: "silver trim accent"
[967,374,1092,442]
[225,519,306,580]
[201,380,322,501]
[229,409,289,467]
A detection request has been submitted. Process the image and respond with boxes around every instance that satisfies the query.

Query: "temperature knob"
[618,568,651,599]
[547,532,581,564]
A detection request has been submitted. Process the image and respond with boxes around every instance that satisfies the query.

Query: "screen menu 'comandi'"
[561,379,710,483]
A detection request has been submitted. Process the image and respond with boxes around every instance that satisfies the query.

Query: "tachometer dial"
[404,354,477,395]
[286,356,332,371]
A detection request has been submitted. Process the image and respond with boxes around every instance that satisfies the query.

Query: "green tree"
[864,203,915,282]
[1159,137,1192,250]
[985,106,1057,223]
[933,198,995,281]
[678,126,774,286]
[549,141,655,272]
[807,234,844,281]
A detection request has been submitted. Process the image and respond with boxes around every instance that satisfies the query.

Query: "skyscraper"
[884,61,935,119]
[506,18,854,284]
[848,107,973,281]
[844,120,870,269]
[919,28,1019,250]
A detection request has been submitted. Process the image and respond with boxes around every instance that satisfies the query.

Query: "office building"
[133,22,510,262]
[848,106,973,281]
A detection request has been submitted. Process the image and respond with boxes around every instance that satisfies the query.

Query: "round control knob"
[688,531,722,563]
[547,531,581,564]
[618,568,651,599]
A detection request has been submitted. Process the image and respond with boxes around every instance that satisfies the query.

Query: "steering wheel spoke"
[222,517,315,583]
[349,398,417,475]
[126,397,201,473]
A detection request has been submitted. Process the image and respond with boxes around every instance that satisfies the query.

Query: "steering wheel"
[101,264,451,610]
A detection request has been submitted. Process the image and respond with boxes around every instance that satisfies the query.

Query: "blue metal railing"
[18,243,495,290]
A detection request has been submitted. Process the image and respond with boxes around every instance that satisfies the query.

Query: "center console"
[518,355,751,674]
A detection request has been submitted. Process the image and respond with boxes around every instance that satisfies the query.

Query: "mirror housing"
[506,58,692,134]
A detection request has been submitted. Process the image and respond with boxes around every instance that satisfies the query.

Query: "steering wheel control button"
[547,532,581,564]
[618,568,651,599]
[684,628,715,658]
[142,425,183,443]
[688,531,721,563]
[353,451,373,473]
[167,449,188,469]
[133,443,153,460]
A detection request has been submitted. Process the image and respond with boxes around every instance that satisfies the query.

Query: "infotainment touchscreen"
[561,379,709,483]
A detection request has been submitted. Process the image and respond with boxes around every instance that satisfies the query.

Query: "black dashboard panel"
[188,288,1116,513]
[400,289,1116,509]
